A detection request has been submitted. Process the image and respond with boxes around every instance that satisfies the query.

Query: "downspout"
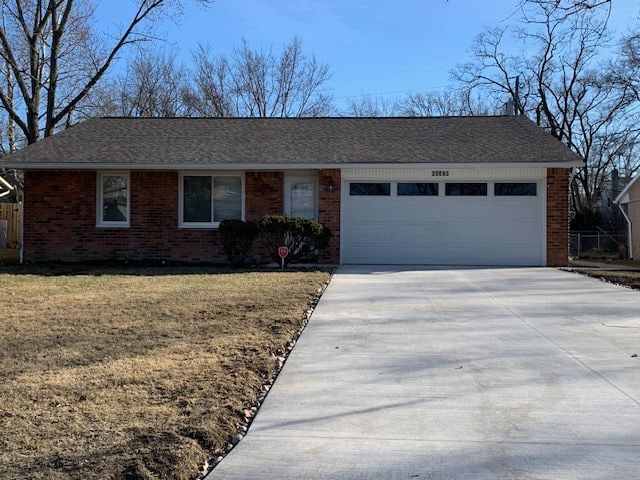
[19,196,23,264]
[569,167,577,186]
[618,203,633,260]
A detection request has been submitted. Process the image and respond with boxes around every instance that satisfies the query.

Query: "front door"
[285,176,317,220]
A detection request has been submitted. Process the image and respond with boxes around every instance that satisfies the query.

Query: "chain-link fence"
[570,231,628,259]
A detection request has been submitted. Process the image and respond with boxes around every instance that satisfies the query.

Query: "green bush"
[219,220,258,267]
[257,216,332,265]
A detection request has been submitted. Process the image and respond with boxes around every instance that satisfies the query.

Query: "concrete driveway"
[208,266,640,480]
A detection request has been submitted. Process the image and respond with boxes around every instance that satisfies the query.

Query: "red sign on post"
[278,246,289,269]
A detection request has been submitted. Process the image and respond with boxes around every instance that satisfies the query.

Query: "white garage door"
[342,180,545,266]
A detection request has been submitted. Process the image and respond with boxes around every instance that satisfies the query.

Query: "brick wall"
[245,172,284,220]
[22,169,340,264]
[23,170,227,263]
[318,169,341,264]
[24,168,570,266]
[546,168,570,267]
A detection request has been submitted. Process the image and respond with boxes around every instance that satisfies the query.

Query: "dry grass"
[574,269,640,290]
[0,265,331,480]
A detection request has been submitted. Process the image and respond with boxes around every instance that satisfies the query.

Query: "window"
[445,183,487,196]
[180,174,243,227]
[183,176,212,223]
[397,182,438,196]
[97,172,129,227]
[213,177,243,220]
[349,183,390,196]
[495,182,537,196]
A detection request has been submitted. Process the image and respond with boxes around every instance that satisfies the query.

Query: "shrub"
[218,220,258,267]
[257,216,332,265]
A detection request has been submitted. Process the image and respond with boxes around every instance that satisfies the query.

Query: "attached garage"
[341,168,547,266]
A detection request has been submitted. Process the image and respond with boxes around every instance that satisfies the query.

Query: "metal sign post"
[278,246,289,269]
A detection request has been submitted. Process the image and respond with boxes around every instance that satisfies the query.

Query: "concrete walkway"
[208,266,640,480]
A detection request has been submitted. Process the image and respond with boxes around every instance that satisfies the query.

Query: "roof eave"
[0,160,584,170]
[614,175,639,204]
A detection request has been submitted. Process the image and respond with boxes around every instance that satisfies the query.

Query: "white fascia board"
[0,161,584,170]
[614,175,639,205]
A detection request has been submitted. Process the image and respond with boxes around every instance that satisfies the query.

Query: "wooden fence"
[0,203,22,248]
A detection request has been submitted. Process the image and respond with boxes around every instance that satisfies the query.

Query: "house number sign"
[431,170,450,177]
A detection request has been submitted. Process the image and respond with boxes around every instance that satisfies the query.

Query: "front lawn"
[0,266,330,480]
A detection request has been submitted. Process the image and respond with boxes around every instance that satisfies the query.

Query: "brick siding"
[245,172,284,220]
[318,169,341,264]
[546,168,570,267]
[23,169,339,264]
[22,168,571,266]
[23,170,226,263]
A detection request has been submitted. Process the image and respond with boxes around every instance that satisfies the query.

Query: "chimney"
[612,168,620,198]
[503,98,515,115]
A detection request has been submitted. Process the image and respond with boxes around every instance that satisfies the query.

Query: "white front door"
[285,176,317,219]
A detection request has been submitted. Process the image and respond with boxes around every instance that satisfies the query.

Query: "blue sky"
[98,0,639,105]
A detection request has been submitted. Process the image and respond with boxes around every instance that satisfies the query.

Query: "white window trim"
[178,172,245,229]
[284,174,319,219]
[96,171,130,228]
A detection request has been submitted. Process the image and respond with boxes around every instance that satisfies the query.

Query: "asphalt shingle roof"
[0,116,582,167]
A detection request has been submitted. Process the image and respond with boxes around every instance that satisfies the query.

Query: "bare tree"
[344,94,399,117]
[182,45,234,117]
[453,0,638,221]
[102,51,188,117]
[398,89,493,116]
[518,0,611,20]
[0,0,211,146]
[453,27,532,115]
[343,89,492,117]
[609,27,640,104]
[184,37,333,117]
[0,59,16,155]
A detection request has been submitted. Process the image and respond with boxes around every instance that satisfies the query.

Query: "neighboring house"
[0,116,581,266]
[615,175,640,259]
[599,169,630,212]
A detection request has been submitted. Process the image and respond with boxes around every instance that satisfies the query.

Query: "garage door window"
[350,183,390,196]
[445,183,487,196]
[397,182,439,196]
[495,183,537,196]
